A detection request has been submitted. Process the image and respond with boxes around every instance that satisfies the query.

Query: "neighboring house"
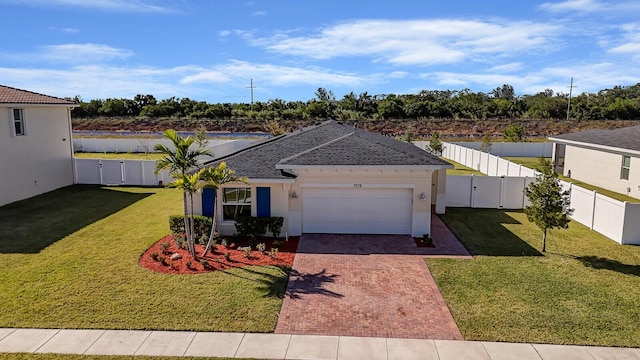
[549,125,640,200]
[0,85,77,207]
[194,120,452,237]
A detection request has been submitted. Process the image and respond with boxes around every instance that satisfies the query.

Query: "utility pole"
[566,77,576,121]
[247,78,255,111]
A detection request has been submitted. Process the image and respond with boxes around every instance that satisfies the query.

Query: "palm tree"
[167,170,206,258]
[154,129,211,259]
[200,162,247,256]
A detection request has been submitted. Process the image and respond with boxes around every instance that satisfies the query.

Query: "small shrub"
[256,243,266,252]
[198,234,208,245]
[174,236,188,250]
[158,256,168,266]
[269,247,278,259]
[168,214,212,239]
[214,258,220,263]
[150,252,159,261]
[235,216,284,239]
[240,246,252,258]
[159,241,170,254]
[422,234,433,246]
[266,217,284,238]
[199,259,209,267]
[272,240,283,247]
[186,260,192,269]
[224,252,231,261]
[220,238,229,248]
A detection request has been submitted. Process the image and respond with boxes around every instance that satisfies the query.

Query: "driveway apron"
[275,221,467,340]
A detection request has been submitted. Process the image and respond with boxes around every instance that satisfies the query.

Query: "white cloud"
[250,19,561,66]
[49,26,79,33]
[251,11,267,17]
[422,62,640,94]
[539,0,603,13]
[607,24,640,59]
[539,0,640,13]
[181,60,369,87]
[39,43,134,63]
[8,0,171,12]
[489,63,524,73]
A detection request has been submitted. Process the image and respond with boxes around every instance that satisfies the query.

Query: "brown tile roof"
[0,85,76,105]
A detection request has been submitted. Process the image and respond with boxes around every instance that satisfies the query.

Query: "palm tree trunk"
[202,195,218,257]
[182,191,191,253]
[542,228,547,253]
[188,193,197,259]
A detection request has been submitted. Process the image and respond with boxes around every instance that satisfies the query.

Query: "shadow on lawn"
[575,256,640,277]
[222,265,292,299]
[441,208,543,257]
[0,185,152,254]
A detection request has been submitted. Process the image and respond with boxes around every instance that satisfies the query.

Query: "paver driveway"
[275,216,468,339]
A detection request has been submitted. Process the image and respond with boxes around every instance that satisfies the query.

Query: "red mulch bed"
[140,235,299,274]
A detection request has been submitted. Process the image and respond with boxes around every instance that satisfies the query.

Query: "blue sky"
[1,0,639,102]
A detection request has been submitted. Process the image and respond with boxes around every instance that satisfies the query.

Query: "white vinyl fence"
[75,158,170,186]
[442,142,640,245]
[73,138,257,158]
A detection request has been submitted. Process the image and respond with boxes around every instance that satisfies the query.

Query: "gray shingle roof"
[0,85,76,105]
[550,125,640,153]
[203,120,452,179]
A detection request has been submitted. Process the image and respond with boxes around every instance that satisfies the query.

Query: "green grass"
[503,157,639,203]
[429,208,640,347]
[0,185,289,332]
[74,152,164,160]
[444,159,485,176]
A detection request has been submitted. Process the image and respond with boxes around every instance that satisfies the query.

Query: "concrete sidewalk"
[1,328,640,359]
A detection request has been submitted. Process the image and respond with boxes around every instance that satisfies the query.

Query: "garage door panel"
[302,187,412,234]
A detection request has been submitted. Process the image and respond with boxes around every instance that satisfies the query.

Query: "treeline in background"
[70,83,640,121]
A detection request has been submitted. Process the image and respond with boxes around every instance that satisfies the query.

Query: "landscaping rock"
[170,253,182,260]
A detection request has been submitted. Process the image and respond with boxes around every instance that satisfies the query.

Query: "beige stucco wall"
[0,106,74,207]
[563,145,640,199]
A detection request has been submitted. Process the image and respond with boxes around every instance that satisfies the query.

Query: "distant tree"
[426,132,444,155]
[264,120,287,136]
[480,134,493,153]
[504,124,525,142]
[524,157,573,252]
[399,126,416,143]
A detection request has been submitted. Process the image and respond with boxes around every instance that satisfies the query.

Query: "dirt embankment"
[72,117,640,138]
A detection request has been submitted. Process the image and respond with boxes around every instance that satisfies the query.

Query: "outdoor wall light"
[419,192,426,200]
[290,191,298,199]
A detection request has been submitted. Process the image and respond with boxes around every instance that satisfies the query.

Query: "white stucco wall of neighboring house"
[0,105,75,207]
[562,145,640,199]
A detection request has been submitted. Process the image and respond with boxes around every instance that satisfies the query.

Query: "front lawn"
[429,208,640,347]
[444,159,485,176]
[0,186,289,332]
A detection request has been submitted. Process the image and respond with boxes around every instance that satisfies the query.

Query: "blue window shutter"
[256,187,271,217]
[202,188,215,217]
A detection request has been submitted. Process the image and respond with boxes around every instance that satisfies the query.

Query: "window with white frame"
[12,108,25,136]
[621,155,631,180]
[222,187,251,221]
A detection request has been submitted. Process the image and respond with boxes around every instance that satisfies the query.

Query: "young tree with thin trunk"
[200,162,247,257]
[154,129,211,259]
[524,157,573,252]
[426,132,444,155]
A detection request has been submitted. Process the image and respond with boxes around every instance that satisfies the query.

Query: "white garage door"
[302,187,412,234]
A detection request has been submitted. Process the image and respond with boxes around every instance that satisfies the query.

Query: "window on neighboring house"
[222,187,251,221]
[12,108,25,136]
[621,156,631,180]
